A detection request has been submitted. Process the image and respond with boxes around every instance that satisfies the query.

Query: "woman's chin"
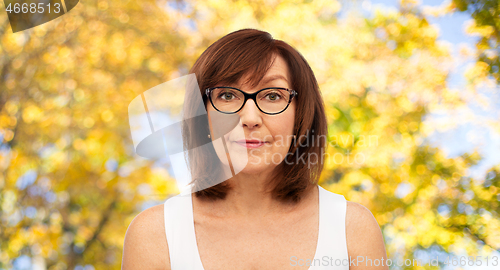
[216,152,287,176]
[237,162,277,175]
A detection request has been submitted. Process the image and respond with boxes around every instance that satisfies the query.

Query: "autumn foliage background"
[1,0,499,269]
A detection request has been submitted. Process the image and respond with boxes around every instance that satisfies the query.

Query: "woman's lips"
[234,140,266,149]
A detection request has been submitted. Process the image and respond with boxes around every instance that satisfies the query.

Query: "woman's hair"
[183,28,327,203]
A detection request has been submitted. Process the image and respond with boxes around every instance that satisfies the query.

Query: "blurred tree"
[0,0,498,269]
[452,0,500,83]
[0,0,186,269]
[313,4,499,263]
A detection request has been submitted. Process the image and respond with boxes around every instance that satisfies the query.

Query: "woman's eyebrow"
[260,75,289,85]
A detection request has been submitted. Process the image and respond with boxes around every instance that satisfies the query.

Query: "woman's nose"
[238,99,262,129]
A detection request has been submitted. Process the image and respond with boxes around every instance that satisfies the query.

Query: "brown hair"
[182,28,327,203]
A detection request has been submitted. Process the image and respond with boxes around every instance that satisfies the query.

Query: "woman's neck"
[193,175,317,220]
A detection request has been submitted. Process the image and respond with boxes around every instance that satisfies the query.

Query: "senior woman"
[122,29,388,269]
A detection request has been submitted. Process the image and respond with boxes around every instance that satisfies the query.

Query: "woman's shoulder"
[346,200,377,225]
[122,204,170,270]
[345,200,388,269]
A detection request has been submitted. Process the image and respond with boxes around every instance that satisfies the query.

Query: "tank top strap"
[310,185,349,269]
[163,193,204,270]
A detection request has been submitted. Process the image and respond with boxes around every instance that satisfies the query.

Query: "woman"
[122,29,388,270]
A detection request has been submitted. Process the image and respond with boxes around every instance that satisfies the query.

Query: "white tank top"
[163,185,349,269]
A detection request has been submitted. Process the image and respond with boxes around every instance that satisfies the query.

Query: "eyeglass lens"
[210,88,292,114]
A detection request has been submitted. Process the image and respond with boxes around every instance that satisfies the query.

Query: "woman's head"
[183,28,327,203]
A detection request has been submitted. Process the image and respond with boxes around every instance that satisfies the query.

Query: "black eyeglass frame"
[205,87,298,115]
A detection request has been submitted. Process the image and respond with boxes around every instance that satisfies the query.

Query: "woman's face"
[206,55,296,176]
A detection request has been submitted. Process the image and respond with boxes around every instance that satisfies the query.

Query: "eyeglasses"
[205,87,298,115]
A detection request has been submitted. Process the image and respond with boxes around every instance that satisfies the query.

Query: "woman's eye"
[219,92,235,100]
[266,92,281,101]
